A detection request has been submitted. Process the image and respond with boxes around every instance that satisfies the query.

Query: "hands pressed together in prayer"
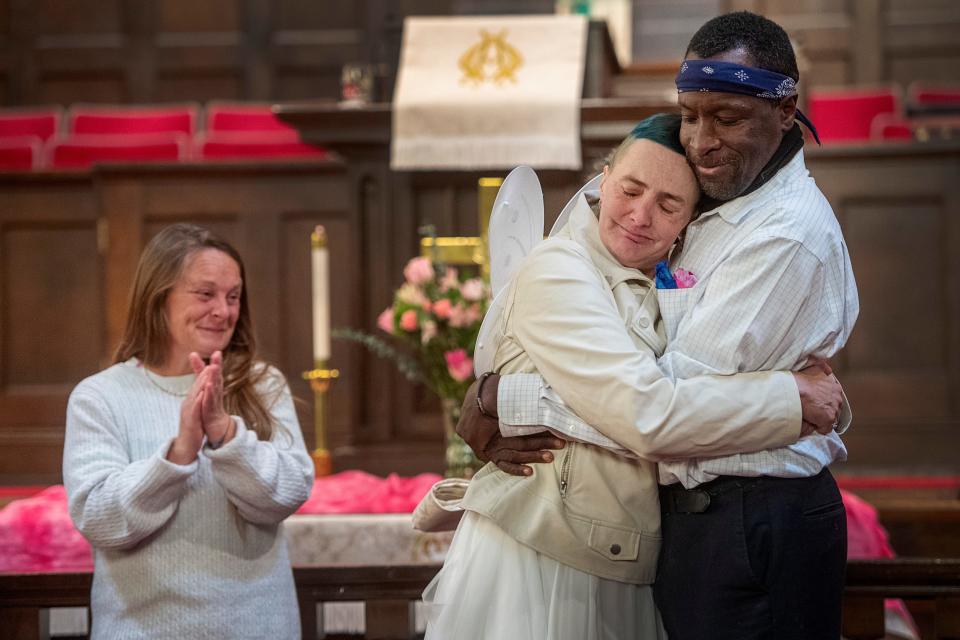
[457,365,846,478]
[167,350,236,464]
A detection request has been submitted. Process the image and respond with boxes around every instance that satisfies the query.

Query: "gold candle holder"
[302,362,339,477]
[477,177,503,277]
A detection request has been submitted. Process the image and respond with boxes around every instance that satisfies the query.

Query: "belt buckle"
[673,489,711,513]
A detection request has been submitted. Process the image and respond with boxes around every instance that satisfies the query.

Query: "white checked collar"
[696,149,808,226]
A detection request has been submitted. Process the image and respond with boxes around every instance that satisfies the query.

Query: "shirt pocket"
[656,286,703,342]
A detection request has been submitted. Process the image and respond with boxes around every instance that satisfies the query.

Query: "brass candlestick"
[302,362,339,477]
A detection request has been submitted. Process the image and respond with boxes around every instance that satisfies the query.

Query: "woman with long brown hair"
[63,224,313,639]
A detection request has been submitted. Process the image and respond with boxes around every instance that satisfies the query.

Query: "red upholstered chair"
[0,136,42,171]
[0,107,62,141]
[870,113,913,142]
[45,133,188,169]
[907,81,960,115]
[199,102,327,160]
[67,104,199,136]
[807,86,902,143]
[196,131,328,161]
[205,102,296,134]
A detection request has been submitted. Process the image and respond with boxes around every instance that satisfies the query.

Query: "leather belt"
[661,475,763,514]
[665,489,712,514]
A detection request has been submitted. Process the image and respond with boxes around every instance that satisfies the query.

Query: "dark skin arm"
[456,373,564,476]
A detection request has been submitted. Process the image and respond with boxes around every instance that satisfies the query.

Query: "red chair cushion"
[46,133,188,169]
[910,84,960,106]
[196,132,328,160]
[68,105,198,136]
[0,137,42,171]
[0,110,60,141]
[205,104,295,134]
[808,88,900,143]
[870,113,913,141]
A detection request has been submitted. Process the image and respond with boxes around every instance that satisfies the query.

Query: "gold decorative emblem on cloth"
[458,29,523,85]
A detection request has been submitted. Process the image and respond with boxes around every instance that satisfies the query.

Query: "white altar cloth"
[392,14,588,170]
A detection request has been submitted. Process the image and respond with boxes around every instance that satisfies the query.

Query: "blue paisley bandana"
[676,59,821,145]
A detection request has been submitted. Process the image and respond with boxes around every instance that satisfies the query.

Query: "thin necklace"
[142,366,190,398]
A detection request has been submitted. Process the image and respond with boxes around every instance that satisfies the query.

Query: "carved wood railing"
[2,559,959,640]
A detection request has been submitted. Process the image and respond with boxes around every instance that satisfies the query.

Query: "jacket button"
[610,544,621,555]
[637,317,650,329]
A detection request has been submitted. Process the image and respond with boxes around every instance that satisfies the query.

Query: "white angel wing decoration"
[474,166,544,377]
[487,166,544,298]
[548,173,602,237]
[473,170,604,377]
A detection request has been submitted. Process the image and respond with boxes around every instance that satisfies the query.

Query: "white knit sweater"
[63,358,314,640]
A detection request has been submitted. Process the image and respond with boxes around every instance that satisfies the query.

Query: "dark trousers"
[653,469,846,640]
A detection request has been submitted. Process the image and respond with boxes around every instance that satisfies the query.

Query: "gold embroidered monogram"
[458,29,523,85]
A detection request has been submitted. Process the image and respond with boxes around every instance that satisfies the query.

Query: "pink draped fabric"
[0,471,441,573]
[295,471,441,514]
[0,485,93,572]
[841,489,918,637]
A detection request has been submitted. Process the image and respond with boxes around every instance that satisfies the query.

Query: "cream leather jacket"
[461,195,801,584]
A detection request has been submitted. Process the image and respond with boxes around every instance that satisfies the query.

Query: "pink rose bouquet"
[346,256,490,401]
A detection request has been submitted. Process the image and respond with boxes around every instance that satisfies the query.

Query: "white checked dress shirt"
[498,149,859,488]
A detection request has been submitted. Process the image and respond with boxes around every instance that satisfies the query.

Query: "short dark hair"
[609,113,684,168]
[685,11,799,81]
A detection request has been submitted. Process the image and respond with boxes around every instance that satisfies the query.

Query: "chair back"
[68,104,199,136]
[0,108,62,141]
[808,86,902,143]
[0,136,42,170]
[46,133,188,169]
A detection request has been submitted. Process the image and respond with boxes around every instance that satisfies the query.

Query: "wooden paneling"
[720,0,960,91]
[631,0,722,62]
[885,0,960,87]
[154,0,245,102]
[3,226,102,385]
[0,0,440,107]
[270,3,366,102]
[158,0,240,32]
[844,202,945,372]
[806,144,960,473]
[1,1,956,108]
[28,0,128,104]
[0,175,103,485]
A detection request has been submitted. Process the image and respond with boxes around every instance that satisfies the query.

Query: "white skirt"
[423,512,667,640]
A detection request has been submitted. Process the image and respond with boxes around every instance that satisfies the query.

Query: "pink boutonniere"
[655,261,698,289]
[673,268,698,289]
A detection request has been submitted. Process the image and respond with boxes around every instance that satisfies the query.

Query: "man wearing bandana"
[457,11,859,640]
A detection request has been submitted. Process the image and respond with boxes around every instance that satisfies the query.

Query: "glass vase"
[441,397,482,478]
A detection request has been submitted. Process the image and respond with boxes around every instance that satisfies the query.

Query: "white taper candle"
[311,226,330,362]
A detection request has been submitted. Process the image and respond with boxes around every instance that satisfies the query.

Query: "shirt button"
[637,317,650,329]
[610,544,621,555]
[515,413,522,420]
